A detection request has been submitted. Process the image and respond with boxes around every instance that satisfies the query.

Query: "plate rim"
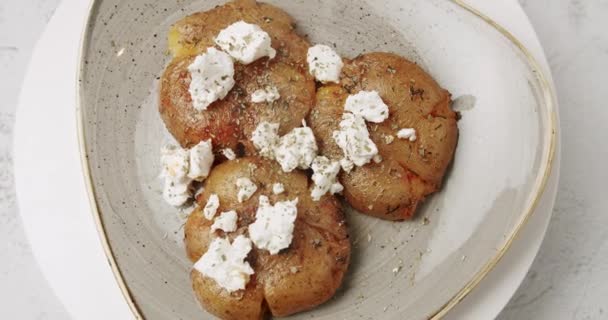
[75,1,559,319]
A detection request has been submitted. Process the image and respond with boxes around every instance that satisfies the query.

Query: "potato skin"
[308,52,458,220]
[160,0,315,151]
[168,0,309,64]
[185,157,350,319]
[159,54,314,150]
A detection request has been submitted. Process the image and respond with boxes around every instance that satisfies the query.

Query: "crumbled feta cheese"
[311,156,343,201]
[221,148,236,160]
[188,48,235,111]
[236,177,258,203]
[344,90,390,123]
[332,113,379,167]
[161,145,190,180]
[373,154,383,164]
[214,21,276,64]
[211,210,238,233]
[306,44,343,83]
[397,128,417,141]
[272,183,285,195]
[188,140,215,180]
[274,126,318,172]
[162,179,191,207]
[330,183,344,194]
[203,194,220,220]
[160,145,191,206]
[339,158,354,173]
[249,196,298,254]
[193,236,254,292]
[251,86,280,103]
[252,121,280,159]
[384,134,395,144]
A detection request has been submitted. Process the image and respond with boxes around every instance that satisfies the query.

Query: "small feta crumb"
[214,21,276,64]
[373,154,383,163]
[193,236,254,292]
[249,196,298,254]
[188,48,235,111]
[310,156,343,201]
[344,91,390,123]
[251,121,280,159]
[211,210,238,233]
[274,126,318,172]
[221,148,236,160]
[384,134,395,144]
[251,86,280,103]
[290,266,299,274]
[162,179,191,207]
[332,113,379,167]
[188,140,215,181]
[339,157,354,173]
[272,183,285,195]
[397,128,417,141]
[160,145,191,206]
[236,177,258,203]
[306,44,343,83]
[203,194,220,220]
[392,266,402,274]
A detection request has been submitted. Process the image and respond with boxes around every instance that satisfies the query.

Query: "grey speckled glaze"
[78,0,555,319]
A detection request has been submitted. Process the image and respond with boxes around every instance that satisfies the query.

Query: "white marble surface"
[1,0,607,319]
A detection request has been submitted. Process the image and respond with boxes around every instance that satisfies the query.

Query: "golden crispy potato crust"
[159,54,314,150]
[160,0,314,150]
[185,157,350,319]
[308,52,458,220]
[168,0,309,64]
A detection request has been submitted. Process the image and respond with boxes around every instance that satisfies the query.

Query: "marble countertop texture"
[1,0,606,319]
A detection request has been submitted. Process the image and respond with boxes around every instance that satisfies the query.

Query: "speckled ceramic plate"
[77,0,557,319]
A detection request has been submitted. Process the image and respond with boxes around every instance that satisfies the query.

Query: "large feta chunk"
[396,128,417,141]
[306,44,343,83]
[249,196,298,254]
[236,177,258,203]
[193,236,254,292]
[203,194,220,220]
[214,21,276,64]
[251,86,280,103]
[160,145,191,206]
[188,47,235,111]
[251,121,280,159]
[161,145,190,180]
[211,210,238,233]
[274,126,318,172]
[344,90,389,123]
[332,113,379,167]
[310,156,343,201]
[188,139,215,180]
